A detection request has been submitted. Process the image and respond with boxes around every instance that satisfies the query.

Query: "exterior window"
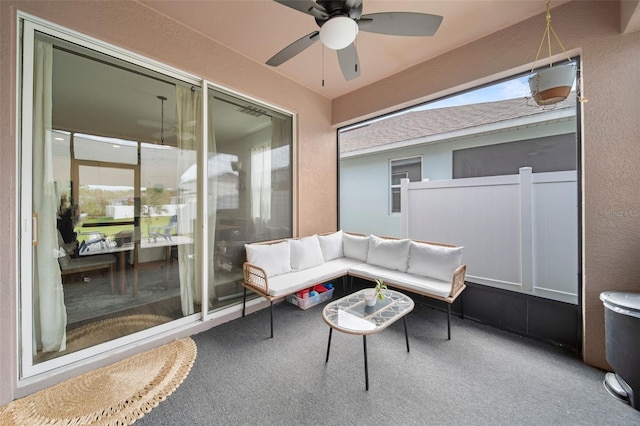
[390,157,422,213]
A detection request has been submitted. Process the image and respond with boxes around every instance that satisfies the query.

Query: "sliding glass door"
[19,17,293,378]
[23,29,202,371]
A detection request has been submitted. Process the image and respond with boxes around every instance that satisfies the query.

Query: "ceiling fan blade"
[273,0,329,19]
[342,0,363,19]
[358,12,443,36]
[266,31,320,67]
[337,43,360,81]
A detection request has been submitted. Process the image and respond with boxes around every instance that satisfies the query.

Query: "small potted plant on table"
[364,279,388,306]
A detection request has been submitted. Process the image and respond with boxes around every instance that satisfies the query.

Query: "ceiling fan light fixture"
[320,16,358,50]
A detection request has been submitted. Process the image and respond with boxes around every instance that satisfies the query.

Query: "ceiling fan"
[266,0,443,81]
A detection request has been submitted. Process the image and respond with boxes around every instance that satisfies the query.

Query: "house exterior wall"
[340,119,575,237]
[333,1,640,371]
[0,1,335,404]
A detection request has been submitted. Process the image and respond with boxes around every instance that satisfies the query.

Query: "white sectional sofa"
[242,231,466,338]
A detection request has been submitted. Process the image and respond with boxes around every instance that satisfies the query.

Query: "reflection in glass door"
[27,31,197,367]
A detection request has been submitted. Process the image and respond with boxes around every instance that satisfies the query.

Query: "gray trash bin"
[600,291,640,410]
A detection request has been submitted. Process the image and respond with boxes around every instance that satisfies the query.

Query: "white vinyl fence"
[401,167,578,304]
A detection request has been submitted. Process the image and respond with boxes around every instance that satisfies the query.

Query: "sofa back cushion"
[343,233,369,261]
[317,230,344,261]
[245,241,291,277]
[290,235,325,271]
[367,235,411,272]
[407,241,463,282]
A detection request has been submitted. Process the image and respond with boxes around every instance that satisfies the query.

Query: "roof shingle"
[340,96,576,154]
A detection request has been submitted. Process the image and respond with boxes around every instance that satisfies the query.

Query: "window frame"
[389,156,422,214]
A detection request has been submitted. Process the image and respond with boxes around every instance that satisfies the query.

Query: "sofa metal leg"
[270,301,274,339]
[447,304,451,340]
[242,287,247,317]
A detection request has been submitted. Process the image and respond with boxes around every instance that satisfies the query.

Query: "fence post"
[401,178,410,238]
[519,167,533,292]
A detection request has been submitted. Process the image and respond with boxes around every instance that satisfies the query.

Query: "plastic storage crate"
[286,288,334,310]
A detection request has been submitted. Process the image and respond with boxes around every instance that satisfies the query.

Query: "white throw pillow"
[245,241,291,277]
[317,230,344,261]
[342,233,370,261]
[407,241,463,282]
[290,235,325,271]
[366,235,411,272]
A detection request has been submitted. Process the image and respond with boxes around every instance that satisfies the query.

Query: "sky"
[417,75,532,110]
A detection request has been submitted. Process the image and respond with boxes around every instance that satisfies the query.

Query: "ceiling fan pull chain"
[354,39,358,73]
[322,45,324,87]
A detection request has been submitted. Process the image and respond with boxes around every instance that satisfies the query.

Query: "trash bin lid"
[600,292,640,319]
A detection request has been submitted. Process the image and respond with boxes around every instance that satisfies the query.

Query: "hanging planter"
[529,62,576,106]
[528,1,584,106]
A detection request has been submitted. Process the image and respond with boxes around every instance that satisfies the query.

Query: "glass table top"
[322,288,415,335]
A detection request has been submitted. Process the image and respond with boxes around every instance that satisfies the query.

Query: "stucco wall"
[333,1,640,371]
[0,0,335,404]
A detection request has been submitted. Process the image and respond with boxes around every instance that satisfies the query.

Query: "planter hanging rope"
[531,0,571,73]
[528,1,586,106]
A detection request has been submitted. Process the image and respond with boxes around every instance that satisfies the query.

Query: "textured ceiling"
[139,0,572,100]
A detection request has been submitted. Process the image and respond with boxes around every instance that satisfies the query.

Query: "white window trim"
[389,156,422,214]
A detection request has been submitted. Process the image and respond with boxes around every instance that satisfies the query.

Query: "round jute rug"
[0,316,197,425]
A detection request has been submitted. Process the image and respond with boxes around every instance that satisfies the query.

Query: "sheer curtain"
[269,116,291,234]
[250,145,271,240]
[33,39,67,353]
[205,92,218,304]
[250,116,290,239]
[176,86,217,315]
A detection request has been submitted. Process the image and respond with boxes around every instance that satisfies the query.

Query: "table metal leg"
[404,316,410,352]
[363,335,369,390]
[325,328,332,363]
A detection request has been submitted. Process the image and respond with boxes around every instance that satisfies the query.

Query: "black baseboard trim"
[459,282,580,353]
[349,277,581,354]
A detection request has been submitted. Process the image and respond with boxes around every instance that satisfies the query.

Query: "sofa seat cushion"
[60,254,117,271]
[348,263,452,299]
[266,258,363,297]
